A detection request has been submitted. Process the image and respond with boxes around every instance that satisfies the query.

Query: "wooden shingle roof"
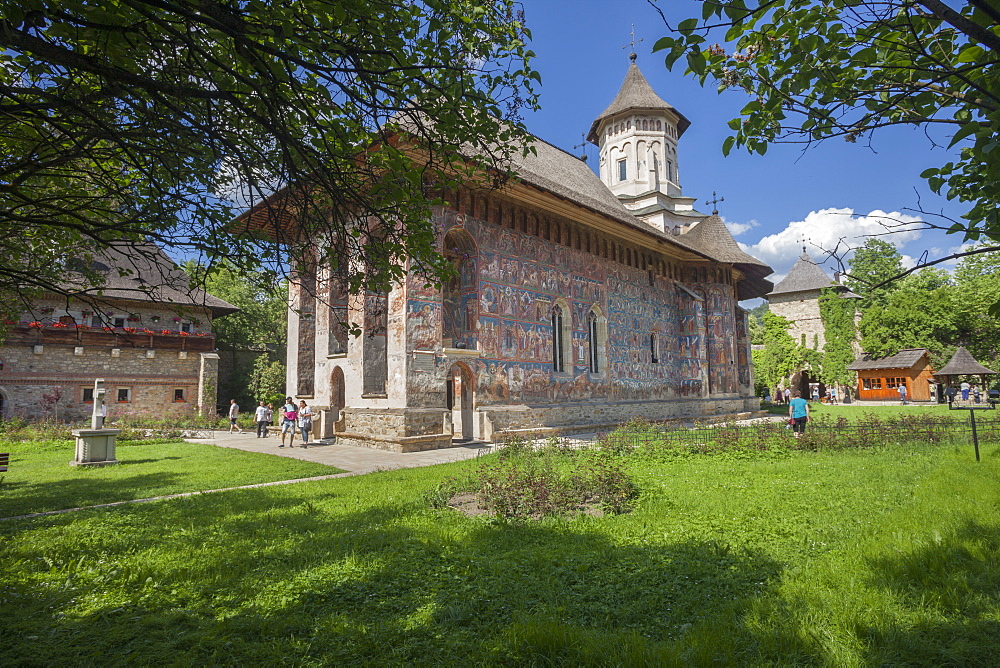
[66,243,239,317]
[587,63,691,143]
[934,346,997,376]
[847,348,930,371]
[769,252,838,296]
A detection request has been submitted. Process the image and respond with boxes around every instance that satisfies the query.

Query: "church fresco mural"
[403,207,744,406]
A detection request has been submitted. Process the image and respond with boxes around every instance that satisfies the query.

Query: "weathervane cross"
[622,24,643,60]
[796,235,810,254]
[705,191,724,215]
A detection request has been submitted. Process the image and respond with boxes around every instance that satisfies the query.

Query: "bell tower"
[587,56,706,234]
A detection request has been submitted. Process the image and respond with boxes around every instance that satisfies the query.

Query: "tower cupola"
[588,62,705,233]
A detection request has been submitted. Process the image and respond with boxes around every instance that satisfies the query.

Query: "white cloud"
[740,207,925,277]
[724,217,759,237]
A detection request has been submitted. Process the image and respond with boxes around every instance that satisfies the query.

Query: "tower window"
[667,160,674,183]
[618,159,627,182]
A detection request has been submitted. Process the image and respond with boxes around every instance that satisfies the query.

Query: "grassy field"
[2,438,998,665]
[0,439,342,518]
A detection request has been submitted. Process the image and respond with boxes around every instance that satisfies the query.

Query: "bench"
[0,452,8,473]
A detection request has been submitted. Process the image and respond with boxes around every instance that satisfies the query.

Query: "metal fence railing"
[592,415,1000,453]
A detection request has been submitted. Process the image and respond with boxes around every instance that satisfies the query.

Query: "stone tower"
[768,250,861,351]
[587,58,706,234]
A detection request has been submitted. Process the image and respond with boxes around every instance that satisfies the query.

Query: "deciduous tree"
[653,0,1000,261]
[0,0,539,309]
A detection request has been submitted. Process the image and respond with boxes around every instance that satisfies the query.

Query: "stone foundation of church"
[328,396,762,451]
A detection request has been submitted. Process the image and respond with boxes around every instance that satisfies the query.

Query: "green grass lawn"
[0,439,342,518]
[2,439,998,664]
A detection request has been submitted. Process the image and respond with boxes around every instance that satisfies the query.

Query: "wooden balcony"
[3,325,216,352]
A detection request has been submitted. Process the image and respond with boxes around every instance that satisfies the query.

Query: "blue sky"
[518,0,970,287]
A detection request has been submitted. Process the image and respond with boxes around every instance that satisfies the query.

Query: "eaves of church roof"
[768,252,838,296]
[587,63,691,143]
[508,134,713,258]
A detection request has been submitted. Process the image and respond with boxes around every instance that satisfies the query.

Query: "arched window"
[588,311,600,373]
[587,306,607,375]
[552,305,566,373]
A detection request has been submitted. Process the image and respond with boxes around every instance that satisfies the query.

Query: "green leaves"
[0,0,540,302]
[653,0,1000,251]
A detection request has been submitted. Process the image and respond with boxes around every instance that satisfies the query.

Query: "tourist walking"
[829,387,838,404]
[298,400,313,448]
[784,388,792,404]
[280,397,298,447]
[961,381,971,401]
[898,382,908,405]
[265,403,274,435]
[254,401,269,438]
[228,399,243,434]
[788,391,810,438]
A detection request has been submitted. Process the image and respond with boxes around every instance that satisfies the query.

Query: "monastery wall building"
[0,245,237,421]
[245,61,775,450]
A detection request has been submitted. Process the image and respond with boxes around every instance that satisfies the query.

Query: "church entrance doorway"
[446,363,474,441]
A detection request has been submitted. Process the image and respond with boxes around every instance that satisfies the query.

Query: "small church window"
[588,312,599,373]
[552,306,566,373]
[656,120,662,131]
[667,160,674,183]
[650,333,659,364]
[617,159,627,182]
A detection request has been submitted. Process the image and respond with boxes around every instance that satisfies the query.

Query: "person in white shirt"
[228,399,243,434]
[254,401,269,438]
[297,400,313,448]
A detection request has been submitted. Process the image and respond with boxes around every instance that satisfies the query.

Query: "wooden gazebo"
[933,347,997,392]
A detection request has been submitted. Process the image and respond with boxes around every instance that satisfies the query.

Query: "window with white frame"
[116,388,131,403]
[617,159,627,182]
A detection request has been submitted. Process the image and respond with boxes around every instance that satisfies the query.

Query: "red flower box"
[160,329,172,335]
[179,331,190,337]
[28,321,43,329]
[123,327,137,334]
[52,322,68,328]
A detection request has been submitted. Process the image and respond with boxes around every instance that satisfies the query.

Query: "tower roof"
[683,214,773,300]
[768,252,838,296]
[587,63,691,143]
[683,215,770,270]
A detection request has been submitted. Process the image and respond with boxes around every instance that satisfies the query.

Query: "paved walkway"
[200,431,495,476]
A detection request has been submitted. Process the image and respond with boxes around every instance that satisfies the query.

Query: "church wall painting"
[403,206,745,407]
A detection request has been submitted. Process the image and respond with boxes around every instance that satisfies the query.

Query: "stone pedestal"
[71,428,121,467]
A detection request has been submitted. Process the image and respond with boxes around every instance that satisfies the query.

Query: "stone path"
[205,431,495,475]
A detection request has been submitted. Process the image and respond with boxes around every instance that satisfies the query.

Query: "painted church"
[242,60,774,450]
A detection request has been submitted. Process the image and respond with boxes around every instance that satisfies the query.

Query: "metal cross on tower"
[623,24,643,61]
[572,133,588,162]
[705,192,724,215]
[796,236,810,254]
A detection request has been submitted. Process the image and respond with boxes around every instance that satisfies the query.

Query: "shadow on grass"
[0,488,782,665]
[723,520,1000,665]
[0,472,184,517]
[858,520,1000,665]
